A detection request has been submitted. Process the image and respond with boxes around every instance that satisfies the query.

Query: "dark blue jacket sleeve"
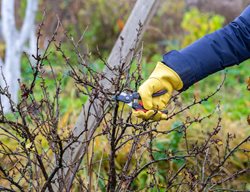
[162,6,250,90]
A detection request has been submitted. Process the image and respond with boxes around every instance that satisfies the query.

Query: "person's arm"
[163,5,250,90]
[134,6,250,120]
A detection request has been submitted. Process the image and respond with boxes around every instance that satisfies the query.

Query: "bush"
[0,22,249,191]
[181,7,225,47]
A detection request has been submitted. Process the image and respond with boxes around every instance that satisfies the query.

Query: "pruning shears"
[114,90,168,113]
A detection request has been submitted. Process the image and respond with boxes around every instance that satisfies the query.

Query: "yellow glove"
[133,62,183,120]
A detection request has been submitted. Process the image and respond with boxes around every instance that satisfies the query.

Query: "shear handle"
[133,90,167,99]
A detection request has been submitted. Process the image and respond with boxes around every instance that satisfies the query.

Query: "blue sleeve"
[162,6,250,90]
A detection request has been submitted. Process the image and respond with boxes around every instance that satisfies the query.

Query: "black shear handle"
[132,90,167,100]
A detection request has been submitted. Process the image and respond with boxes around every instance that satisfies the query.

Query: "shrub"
[181,7,225,47]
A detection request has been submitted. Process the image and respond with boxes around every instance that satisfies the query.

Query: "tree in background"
[0,0,38,113]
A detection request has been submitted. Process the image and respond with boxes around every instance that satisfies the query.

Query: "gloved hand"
[133,62,183,120]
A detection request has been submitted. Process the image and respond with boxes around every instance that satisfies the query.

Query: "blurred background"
[0,0,250,190]
[2,0,247,121]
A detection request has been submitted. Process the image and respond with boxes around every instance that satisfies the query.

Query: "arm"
[163,5,250,90]
[134,6,250,120]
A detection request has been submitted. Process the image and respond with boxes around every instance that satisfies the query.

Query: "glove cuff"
[150,62,183,90]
